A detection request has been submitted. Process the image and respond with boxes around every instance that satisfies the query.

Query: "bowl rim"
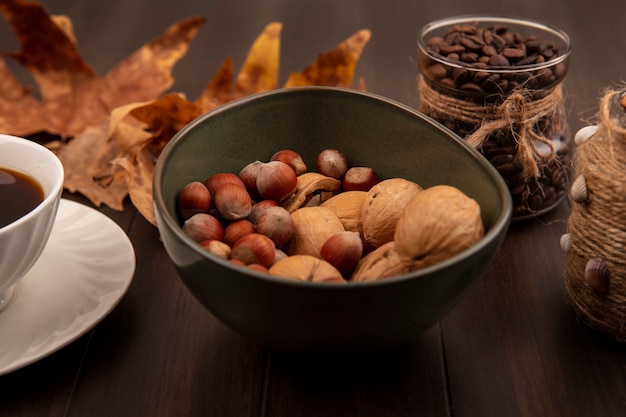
[0,134,64,233]
[417,14,572,74]
[153,86,513,289]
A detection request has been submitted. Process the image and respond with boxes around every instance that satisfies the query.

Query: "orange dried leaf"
[54,124,129,210]
[284,29,371,88]
[100,16,205,110]
[232,22,282,99]
[130,93,203,157]
[195,57,234,112]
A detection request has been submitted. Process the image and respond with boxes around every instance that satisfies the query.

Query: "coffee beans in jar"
[417,15,572,219]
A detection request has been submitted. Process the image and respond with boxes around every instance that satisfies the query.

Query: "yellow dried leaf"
[232,22,282,99]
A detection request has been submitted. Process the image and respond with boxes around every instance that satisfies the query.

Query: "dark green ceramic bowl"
[153,87,512,355]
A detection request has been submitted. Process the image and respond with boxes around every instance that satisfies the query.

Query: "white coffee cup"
[0,134,64,311]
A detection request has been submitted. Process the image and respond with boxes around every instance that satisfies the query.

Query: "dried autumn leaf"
[0,0,204,137]
[2,1,370,227]
[232,22,282,99]
[129,92,203,157]
[195,57,234,112]
[114,145,157,226]
[284,29,371,88]
[53,123,130,210]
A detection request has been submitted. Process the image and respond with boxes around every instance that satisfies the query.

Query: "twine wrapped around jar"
[418,75,570,217]
[418,75,567,180]
[562,87,626,341]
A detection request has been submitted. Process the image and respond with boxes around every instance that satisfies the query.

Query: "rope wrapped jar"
[561,88,626,341]
[417,15,571,220]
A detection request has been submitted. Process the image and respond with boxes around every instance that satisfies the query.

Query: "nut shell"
[394,185,483,272]
[269,255,345,283]
[286,206,345,257]
[281,172,341,213]
[351,241,408,282]
[320,191,367,235]
[361,178,422,248]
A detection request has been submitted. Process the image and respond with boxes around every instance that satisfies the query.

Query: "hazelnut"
[320,231,363,275]
[231,233,276,267]
[213,182,253,221]
[177,181,211,219]
[204,172,246,196]
[182,213,224,243]
[316,149,349,179]
[255,205,294,247]
[274,248,288,263]
[394,185,483,272]
[286,206,345,257]
[199,239,231,260]
[256,160,298,202]
[271,149,307,175]
[268,255,345,283]
[343,167,380,192]
[223,219,256,247]
[238,160,264,200]
[361,178,422,248]
[248,199,279,224]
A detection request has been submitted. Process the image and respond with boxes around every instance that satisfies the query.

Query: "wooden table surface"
[2,1,626,416]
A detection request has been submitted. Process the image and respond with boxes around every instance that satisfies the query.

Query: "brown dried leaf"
[195,57,234,112]
[54,123,129,210]
[114,145,157,226]
[1,1,370,227]
[0,0,204,137]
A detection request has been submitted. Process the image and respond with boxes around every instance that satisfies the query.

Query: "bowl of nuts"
[153,86,512,354]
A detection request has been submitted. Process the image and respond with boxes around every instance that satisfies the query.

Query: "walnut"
[350,241,408,282]
[285,206,345,257]
[361,178,422,248]
[268,255,345,283]
[320,190,367,235]
[394,185,484,271]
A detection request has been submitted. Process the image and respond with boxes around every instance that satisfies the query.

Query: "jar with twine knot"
[561,88,626,342]
[417,15,572,220]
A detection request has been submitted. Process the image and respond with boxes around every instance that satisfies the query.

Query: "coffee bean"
[488,54,510,67]
[428,63,447,80]
[422,21,567,97]
[419,21,570,218]
[502,47,526,61]
[482,45,497,56]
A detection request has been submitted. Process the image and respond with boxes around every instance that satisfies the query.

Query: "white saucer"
[0,199,136,376]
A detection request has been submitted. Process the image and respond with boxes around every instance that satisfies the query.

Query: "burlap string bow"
[418,75,566,179]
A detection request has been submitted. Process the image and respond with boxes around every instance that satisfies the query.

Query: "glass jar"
[417,15,572,220]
